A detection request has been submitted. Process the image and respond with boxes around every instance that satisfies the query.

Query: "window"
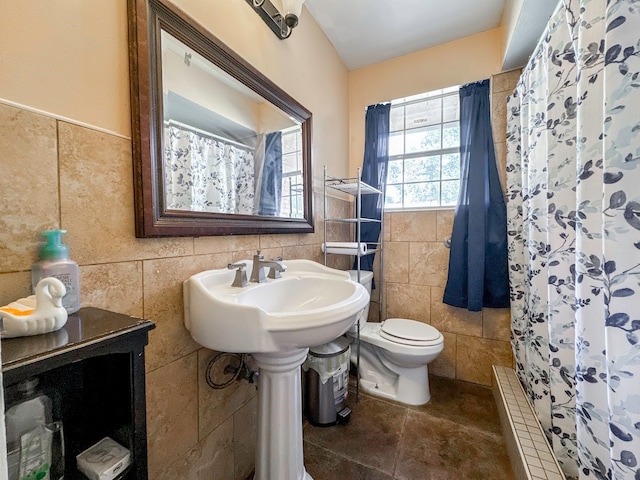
[280,126,304,218]
[385,86,460,209]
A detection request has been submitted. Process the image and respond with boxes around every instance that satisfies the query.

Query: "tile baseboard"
[492,365,566,480]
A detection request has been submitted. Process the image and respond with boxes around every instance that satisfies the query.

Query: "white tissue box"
[76,437,131,480]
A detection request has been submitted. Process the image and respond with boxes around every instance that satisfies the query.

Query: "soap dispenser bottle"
[31,229,80,314]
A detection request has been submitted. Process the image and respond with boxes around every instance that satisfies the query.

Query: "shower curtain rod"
[165,119,255,151]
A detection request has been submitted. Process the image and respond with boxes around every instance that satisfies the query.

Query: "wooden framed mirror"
[128,0,314,237]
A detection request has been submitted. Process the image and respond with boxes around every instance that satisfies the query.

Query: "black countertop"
[2,307,155,374]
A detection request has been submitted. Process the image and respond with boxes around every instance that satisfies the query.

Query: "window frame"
[385,87,460,211]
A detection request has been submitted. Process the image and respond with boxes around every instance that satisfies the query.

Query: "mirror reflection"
[161,30,305,218]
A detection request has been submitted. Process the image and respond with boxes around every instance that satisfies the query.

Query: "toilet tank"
[348,270,373,330]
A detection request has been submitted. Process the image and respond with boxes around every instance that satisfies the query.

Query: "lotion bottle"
[31,229,80,314]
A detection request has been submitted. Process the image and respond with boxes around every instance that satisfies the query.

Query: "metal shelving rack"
[322,165,385,401]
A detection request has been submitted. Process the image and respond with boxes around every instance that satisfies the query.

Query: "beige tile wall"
[0,101,351,479]
[374,70,522,387]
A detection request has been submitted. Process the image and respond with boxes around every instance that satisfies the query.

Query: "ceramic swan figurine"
[0,277,68,338]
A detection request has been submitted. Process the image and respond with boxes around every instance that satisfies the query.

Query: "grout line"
[55,120,62,227]
[391,406,409,478]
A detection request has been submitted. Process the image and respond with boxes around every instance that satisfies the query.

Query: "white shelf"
[325,179,382,195]
[322,248,381,257]
[323,166,386,404]
[324,218,382,224]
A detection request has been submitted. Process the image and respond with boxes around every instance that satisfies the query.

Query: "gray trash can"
[303,337,352,426]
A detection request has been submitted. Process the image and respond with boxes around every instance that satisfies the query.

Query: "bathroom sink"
[183,259,369,353]
[185,258,369,479]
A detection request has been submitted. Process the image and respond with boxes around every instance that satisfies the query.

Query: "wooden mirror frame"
[127,0,314,237]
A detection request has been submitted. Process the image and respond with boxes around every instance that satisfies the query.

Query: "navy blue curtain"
[355,103,391,274]
[443,80,509,311]
[258,132,282,216]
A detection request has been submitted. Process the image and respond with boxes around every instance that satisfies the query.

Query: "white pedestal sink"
[183,259,369,480]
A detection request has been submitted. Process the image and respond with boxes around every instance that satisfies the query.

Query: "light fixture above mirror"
[247,0,305,39]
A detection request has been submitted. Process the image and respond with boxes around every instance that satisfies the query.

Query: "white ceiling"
[304,0,507,70]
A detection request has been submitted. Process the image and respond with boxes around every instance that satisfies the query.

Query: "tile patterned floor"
[302,375,515,480]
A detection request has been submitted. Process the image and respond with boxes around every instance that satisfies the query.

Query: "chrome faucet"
[250,251,287,283]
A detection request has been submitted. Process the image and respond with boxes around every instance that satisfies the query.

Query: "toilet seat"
[380,318,442,346]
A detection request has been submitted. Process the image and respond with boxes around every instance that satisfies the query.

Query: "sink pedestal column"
[252,348,313,480]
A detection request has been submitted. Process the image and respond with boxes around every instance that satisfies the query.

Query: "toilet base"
[358,376,431,405]
[353,342,432,406]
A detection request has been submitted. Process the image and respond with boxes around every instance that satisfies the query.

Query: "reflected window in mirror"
[280,127,304,218]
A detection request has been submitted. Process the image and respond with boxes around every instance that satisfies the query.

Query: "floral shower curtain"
[164,124,255,214]
[506,1,640,479]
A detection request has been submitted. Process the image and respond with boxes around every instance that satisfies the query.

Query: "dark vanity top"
[1,307,155,377]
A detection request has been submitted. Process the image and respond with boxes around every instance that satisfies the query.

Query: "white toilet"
[346,270,444,406]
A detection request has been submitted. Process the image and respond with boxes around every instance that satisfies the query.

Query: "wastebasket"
[303,337,352,426]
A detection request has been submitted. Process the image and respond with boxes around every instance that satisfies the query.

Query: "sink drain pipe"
[205,352,259,389]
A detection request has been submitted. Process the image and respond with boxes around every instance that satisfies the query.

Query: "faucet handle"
[228,263,249,287]
[268,266,283,280]
[267,257,286,280]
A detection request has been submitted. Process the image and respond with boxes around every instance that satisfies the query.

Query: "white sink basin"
[183,259,370,353]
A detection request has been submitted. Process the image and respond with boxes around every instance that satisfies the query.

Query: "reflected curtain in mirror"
[258,132,283,216]
[164,122,255,214]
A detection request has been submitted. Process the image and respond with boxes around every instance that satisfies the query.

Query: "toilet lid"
[380,318,442,345]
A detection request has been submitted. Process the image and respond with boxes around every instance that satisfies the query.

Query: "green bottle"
[31,230,80,314]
